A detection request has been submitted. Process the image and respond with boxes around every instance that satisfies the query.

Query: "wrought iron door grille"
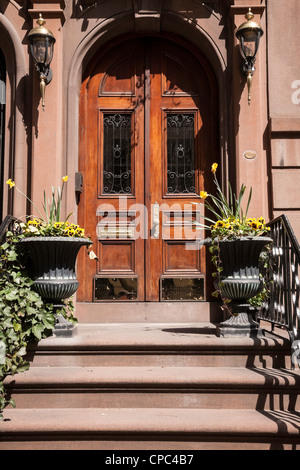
[103,113,132,194]
[166,113,195,194]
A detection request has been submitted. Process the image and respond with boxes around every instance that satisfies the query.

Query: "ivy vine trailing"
[0,224,75,419]
[196,163,272,313]
[0,176,94,419]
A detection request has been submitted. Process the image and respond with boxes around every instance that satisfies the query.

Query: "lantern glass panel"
[31,37,53,65]
[240,30,258,58]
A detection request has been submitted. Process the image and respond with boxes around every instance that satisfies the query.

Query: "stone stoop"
[0,302,300,450]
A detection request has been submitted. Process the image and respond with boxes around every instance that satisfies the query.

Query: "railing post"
[259,214,300,367]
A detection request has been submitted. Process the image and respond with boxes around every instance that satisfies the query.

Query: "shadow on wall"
[70,0,216,31]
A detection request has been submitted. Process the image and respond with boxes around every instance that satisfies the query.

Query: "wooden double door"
[78,36,218,302]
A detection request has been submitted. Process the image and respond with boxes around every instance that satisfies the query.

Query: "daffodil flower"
[211,163,218,174]
[6,179,15,189]
[200,190,208,199]
[62,175,68,182]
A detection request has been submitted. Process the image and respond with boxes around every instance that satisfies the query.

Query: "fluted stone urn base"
[217,303,263,338]
[52,303,77,337]
[213,236,272,338]
[20,236,92,337]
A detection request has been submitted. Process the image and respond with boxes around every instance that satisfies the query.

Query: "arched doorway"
[0,49,5,222]
[77,36,219,302]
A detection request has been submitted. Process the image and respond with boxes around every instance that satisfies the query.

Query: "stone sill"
[270,117,300,134]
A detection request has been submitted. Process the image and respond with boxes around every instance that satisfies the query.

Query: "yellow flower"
[6,178,15,189]
[75,227,85,236]
[67,228,76,237]
[200,190,208,199]
[62,175,68,182]
[211,163,218,174]
[215,220,225,228]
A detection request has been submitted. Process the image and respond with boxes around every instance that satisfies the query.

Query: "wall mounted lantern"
[235,8,263,105]
[28,14,56,111]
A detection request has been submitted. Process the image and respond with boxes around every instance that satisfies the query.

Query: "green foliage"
[20,219,86,238]
[210,217,270,240]
[198,164,271,240]
[209,238,272,312]
[196,164,272,311]
[0,227,75,419]
[248,288,269,308]
[7,175,70,224]
[0,179,89,419]
[205,169,253,226]
[42,177,71,224]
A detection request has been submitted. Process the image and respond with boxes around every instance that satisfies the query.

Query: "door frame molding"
[77,34,219,302]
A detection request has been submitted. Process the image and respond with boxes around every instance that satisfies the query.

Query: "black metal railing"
[258,214,300,367]
[0,214,20,245]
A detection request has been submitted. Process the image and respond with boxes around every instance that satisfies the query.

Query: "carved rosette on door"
[78,37,218,302]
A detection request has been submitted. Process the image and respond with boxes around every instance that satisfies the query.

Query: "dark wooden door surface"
[77,37,218,302]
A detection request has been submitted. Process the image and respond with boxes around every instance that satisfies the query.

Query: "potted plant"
[0,220,58,418]
[5,177,95,336]
[197,164,273,337]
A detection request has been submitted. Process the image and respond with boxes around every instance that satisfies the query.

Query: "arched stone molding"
[65,6,230,217]
[0,13,27,218]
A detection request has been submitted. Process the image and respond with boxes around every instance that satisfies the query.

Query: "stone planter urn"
[20,236,92,336]
[212,236,273,337]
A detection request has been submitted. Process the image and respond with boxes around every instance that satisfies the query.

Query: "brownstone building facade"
[1,0,300,311]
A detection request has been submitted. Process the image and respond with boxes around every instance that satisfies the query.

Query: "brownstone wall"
[1,0,299,243]
[267,0,300,239]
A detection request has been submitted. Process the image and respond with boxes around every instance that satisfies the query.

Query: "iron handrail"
[0,215,20,245]
[258,214,300,367]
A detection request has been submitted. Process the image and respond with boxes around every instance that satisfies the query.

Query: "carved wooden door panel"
[77,37,217,302]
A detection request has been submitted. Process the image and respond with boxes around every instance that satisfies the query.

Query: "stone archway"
[0,13,27,219]
[65,4,229,224]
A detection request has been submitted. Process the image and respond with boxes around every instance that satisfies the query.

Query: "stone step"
[1,408,299,450]
[75,301,221,323]
[5,365,300,410]
[26,322,292,368]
